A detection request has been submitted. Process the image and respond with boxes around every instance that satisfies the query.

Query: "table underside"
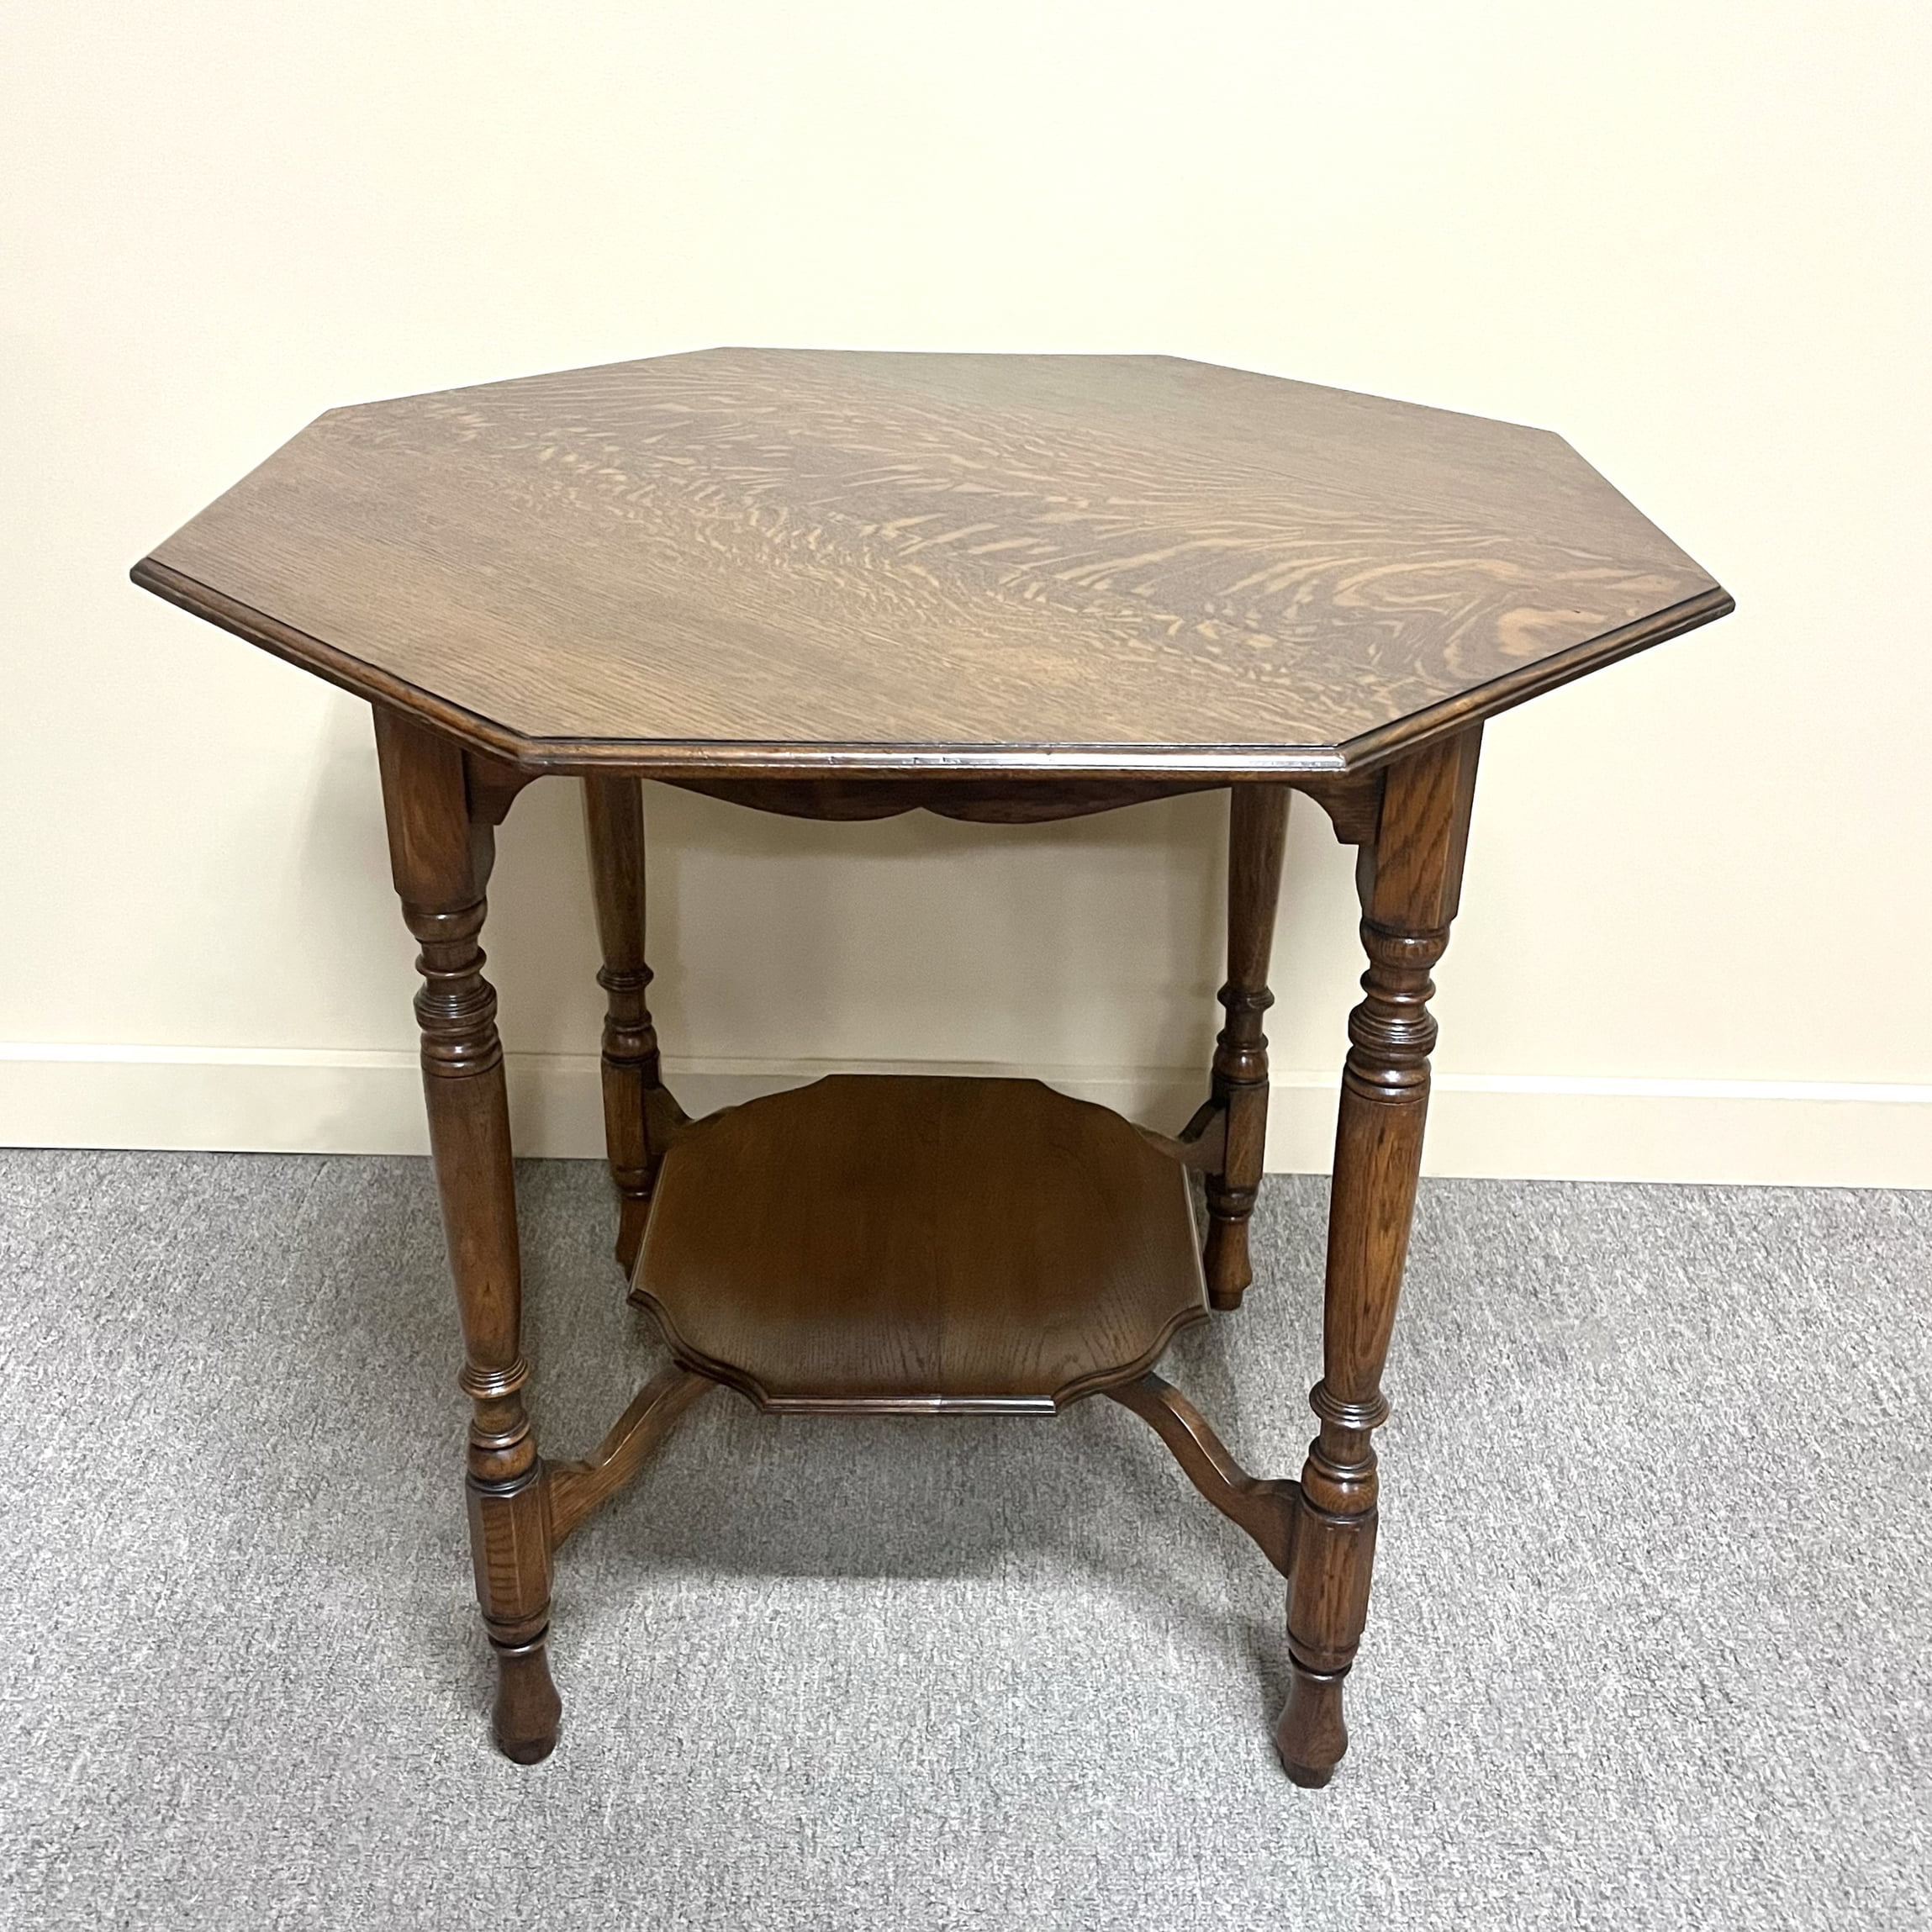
[346,706,1525,1782]
[629,1074,1211,1413]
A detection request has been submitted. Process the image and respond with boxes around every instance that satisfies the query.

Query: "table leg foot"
[492,1635,562,1764]
[1273,1662,1348,1786]
[1275,729,1480,1785]
[1203,1220,1252,1311]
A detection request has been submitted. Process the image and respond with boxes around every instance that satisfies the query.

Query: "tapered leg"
[1204,784,1291,1309]
[582,775,665,1273]
[375,709,561,1765]
[1275,728,1481,1786]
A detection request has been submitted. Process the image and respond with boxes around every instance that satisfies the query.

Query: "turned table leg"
[1204,784,1291,1310]
[582,775,666,1274]
[375,710,561,1765]
[1275,728,1481,1787]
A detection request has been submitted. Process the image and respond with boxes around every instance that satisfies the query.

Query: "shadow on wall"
[263,697,1366,1154]
[463,752,1244,1084]
[626,782,1233,1073]
[286,691,1375,1128]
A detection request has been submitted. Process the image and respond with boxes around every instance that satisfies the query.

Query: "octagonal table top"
[134,348,1730,778]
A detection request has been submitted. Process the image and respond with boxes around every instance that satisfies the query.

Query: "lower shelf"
[631,1074,1207,1413]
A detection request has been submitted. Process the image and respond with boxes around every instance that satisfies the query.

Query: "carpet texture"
[0,1149,1926,1930]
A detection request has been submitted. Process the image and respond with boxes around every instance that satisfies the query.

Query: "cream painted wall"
[4,2,1929,1183]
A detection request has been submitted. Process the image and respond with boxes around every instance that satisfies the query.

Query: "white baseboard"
[2,1044,1928,1186]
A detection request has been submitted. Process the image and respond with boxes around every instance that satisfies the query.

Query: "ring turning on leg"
[1203,784,1291,1310]
[377,709,562,1765]
[1275,727,1479,1786]
[583,774,668,1275]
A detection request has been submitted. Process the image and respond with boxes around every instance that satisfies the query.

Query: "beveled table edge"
[628,1287,1211,1417]
[130,557,1733,781]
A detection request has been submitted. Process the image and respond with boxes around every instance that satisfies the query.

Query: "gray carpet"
[1,1150,1927,1930]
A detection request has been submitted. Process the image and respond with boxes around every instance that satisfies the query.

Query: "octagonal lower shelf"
[629,1074,1208,1414]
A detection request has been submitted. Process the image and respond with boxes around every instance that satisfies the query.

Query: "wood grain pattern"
[135,350,1731,775]
[1108,1371,1300,1577]
[1204,784,1291,1308]
[1275,726,1482,1789]
[133,351,1729,1783]
[545,1365,712,1548]
[373,706,561,1766]
[581,775,664,1271]
[631,1074,1208,1412]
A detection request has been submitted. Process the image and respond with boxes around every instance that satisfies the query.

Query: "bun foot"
[492,1636,562,1765]
[1273,1662,1348,1787]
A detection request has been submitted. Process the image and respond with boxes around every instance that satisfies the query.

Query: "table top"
[135,349,1730,778]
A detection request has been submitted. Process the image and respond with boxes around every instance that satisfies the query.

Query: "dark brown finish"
[134,351,1730,779]
[581,775,667,1272]
[135,351,1732,1782]
[631,1075,1208,1413]
[1204,784,1291,1309]
[1134,1105,1228,1174]
[372,707,561,1765]
[1108,1372,1300,1577]
[464,748,539,826]
[667,771,1386,842]
[1274,725,1482,1788]
[546,1365,713,1548]
[1294,769,1386,847]
[664,776,1224,823]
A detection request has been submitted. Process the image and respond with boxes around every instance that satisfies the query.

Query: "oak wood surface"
[631,1074,1208,1412]
[1204,784,1291,1307]
[1274,724,1483,1789]
[130,351,1733,1784]
[1109,1372,1300,1578]
[581,775,664,1271]
[374,707,561,1765]
[545,1365,712,1549]
[135,350,1729,776]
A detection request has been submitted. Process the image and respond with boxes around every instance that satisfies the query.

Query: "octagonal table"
[133,350,1731,1782]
